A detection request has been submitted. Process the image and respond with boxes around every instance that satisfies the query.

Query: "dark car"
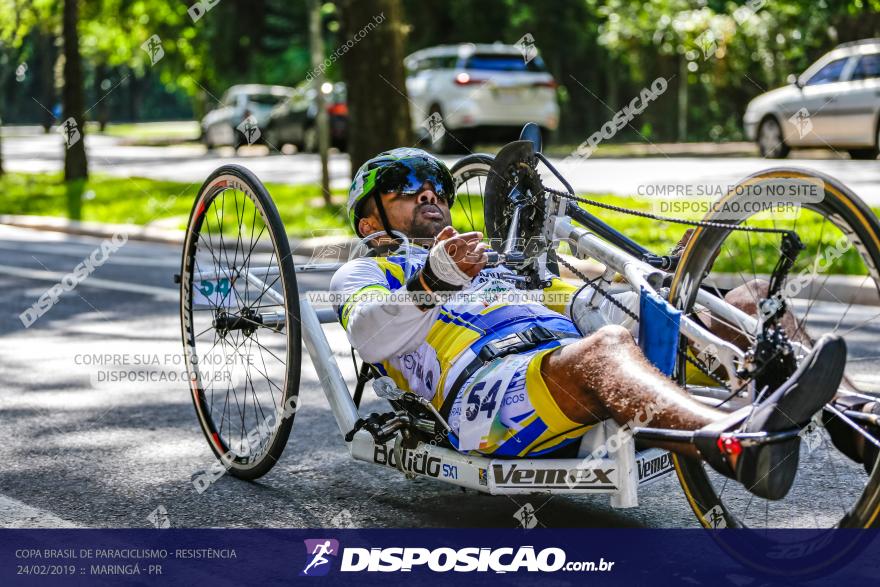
[264,81,347,152]
[201,84,294,150]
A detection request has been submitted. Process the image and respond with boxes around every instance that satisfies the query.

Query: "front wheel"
[180,164,302,480]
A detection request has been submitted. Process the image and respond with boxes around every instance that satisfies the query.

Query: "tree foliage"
[2,0,879,143]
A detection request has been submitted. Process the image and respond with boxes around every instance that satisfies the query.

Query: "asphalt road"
[0,225,690,529]
[6,131,880,204]
[0,225,878,531]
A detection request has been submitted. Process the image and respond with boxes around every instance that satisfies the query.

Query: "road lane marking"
[0,494,79,528]
[0,263,178,301]
[0,241,180,267]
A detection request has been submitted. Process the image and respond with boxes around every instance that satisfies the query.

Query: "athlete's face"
[359,181,453,241]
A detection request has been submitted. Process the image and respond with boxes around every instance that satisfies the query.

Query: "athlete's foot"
[823,395,880,475]
[695,334,847,500]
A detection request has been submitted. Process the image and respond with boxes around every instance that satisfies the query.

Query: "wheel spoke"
[676,177,879,529]
[182,175,297,473]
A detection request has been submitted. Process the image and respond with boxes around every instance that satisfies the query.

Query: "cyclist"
[331,148,855,500]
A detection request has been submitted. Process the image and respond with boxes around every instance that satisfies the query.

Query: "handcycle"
[177,123,880,573]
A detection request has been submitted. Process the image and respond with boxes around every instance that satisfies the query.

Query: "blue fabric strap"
[638,286,681,377]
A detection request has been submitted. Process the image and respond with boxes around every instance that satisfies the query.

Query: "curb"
[708,273,879,307]
[0,214,352,259]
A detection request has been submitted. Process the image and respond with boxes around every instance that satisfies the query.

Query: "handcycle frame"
[189,158,776,509]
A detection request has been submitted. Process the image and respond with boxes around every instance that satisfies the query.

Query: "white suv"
[405,43,559,153]
[744,39,880,159]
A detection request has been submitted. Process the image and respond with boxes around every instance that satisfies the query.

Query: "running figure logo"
[301,539,339,576]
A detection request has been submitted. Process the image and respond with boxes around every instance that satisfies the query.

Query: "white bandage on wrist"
[429,241,474,287]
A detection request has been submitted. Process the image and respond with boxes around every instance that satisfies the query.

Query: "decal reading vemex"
[490,462,618,491]
[636,451,674,484]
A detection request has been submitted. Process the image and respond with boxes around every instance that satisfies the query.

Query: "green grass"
[0,172,349,238]
[89,121,201,141]
[3,172,878,274]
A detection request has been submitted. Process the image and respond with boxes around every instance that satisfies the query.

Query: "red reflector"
[533,80,558,89]
[328,103,348,116]
[716,435,742,457]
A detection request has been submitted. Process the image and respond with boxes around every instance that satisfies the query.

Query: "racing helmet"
[347,148,455,238]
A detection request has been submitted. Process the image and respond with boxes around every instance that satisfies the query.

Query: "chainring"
[483,140,548,261]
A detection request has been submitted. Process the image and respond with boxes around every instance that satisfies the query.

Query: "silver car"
[744,39,880,159]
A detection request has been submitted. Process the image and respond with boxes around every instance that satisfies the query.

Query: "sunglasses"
[374,158,455,203]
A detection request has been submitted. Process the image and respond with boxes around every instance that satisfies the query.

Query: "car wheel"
[303,126,318,153]
[263,128,277,152]
[850,123,879,160]
[201,127,214,150]
[848,149,878,160]
[757,116,790,159]
[425,104,455,154]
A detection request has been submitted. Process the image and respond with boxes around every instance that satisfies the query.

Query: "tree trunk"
[310,0,331,205]
[95,62,109,132]
[39,31,56,133]
[62,0,88,181]
[677,56,688,142]
[338,0,411,175]
[0,113,4,177]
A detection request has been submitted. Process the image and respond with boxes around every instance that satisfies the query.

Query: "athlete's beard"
[405,202,451,242]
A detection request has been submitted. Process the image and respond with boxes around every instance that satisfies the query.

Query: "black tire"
[452,128,476,154]
[303,125,318,153]
[426,104,471,154]
[202,127,214,151]
[450,153,496,234]
[180,164,302,481]
[757,116,790,159]
[426,104,448,154]
[668,167,880,572]
[848,148,878,160]
[263,126,282,154]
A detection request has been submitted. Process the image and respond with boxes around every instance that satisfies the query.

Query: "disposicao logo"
[301,538,339,576]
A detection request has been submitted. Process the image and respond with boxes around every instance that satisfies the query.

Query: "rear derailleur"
[738,231,805,395]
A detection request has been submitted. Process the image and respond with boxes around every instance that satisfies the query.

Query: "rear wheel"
[180,164,301,480]
[669,168,880,572]
[758,116,790,159]
[848,148,878,160]
[303,125,318,153]
[263,126,283,153]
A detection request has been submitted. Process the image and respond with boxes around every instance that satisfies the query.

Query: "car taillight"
[455,72,487,86]
[327,103,348,117]
[532,80,558,89]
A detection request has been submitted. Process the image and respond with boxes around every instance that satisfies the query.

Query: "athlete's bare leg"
[539,324,722,460]
[538,279,800,462]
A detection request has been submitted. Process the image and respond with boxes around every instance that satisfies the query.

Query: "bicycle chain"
[543,186,793,235]
[554,253,731,390]
[543,183,798,391]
